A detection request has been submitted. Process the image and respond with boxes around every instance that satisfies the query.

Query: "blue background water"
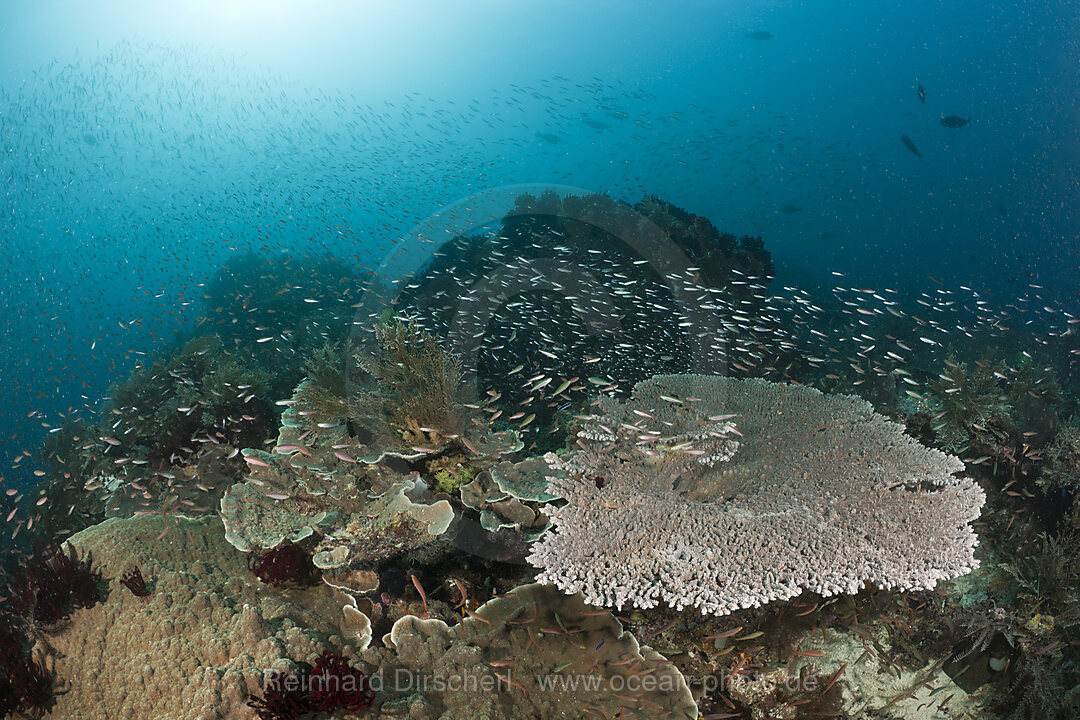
[1,0,1077,492]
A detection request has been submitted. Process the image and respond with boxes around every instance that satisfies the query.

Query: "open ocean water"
[0,2,1077,719]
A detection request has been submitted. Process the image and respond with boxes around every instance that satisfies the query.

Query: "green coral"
[432,466,476,495]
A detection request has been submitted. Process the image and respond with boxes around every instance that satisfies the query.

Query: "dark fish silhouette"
[744,30,773,40]
[940,115,970,128]
[901,135,922,158]
[781,204,802,213]
[917,83,926,103]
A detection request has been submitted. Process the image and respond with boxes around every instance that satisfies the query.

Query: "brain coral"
[47,514,368,720]
[527,374,986,615]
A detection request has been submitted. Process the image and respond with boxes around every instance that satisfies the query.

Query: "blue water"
[1,0,1077,495]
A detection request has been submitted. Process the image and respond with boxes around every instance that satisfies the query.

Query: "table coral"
[528,374,986,615]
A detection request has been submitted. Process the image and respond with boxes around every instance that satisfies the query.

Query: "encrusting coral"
[528,374,986,615]
[369,583,698,719]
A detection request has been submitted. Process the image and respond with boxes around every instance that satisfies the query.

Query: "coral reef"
[219,479,335,553]
[22,189,1080,720]
[927,352,1011,454]
[1004,355,1060,440]
[5,543,104,626]
[369,583,698,719]
[31,335,272,546]
[999,525,1080,626]
[201,252,361,401]
[288,339,354,430]
[45,514,371,720]
[1043,417,1080,493]
[359,317,465,437]
[459,457,557,538]
[795,623,979,719]
[390,191,774,445]
[247,544,318,587]
[311,476,455,571]
[528,374,985,615]
[220,349,522,579]
[103,334,274,468]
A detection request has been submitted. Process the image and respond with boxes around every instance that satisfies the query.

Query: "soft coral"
[0,615,54,717]
[246,653,373,720]
[7,543,103,625]
[247,664,318,720]
[247,544,316,587]
[309,652,374,711]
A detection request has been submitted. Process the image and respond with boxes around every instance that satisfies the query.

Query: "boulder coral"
[47,514,371,720]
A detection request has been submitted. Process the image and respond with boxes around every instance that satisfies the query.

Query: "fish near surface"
[940,115,970,128]
[901,135,922,158]
[744,30,773,39]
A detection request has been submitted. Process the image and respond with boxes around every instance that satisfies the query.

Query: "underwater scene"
[1,1,1078,718]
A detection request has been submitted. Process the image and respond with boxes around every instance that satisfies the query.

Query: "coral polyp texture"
[527,374,986,615]
[46,514,369,720]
